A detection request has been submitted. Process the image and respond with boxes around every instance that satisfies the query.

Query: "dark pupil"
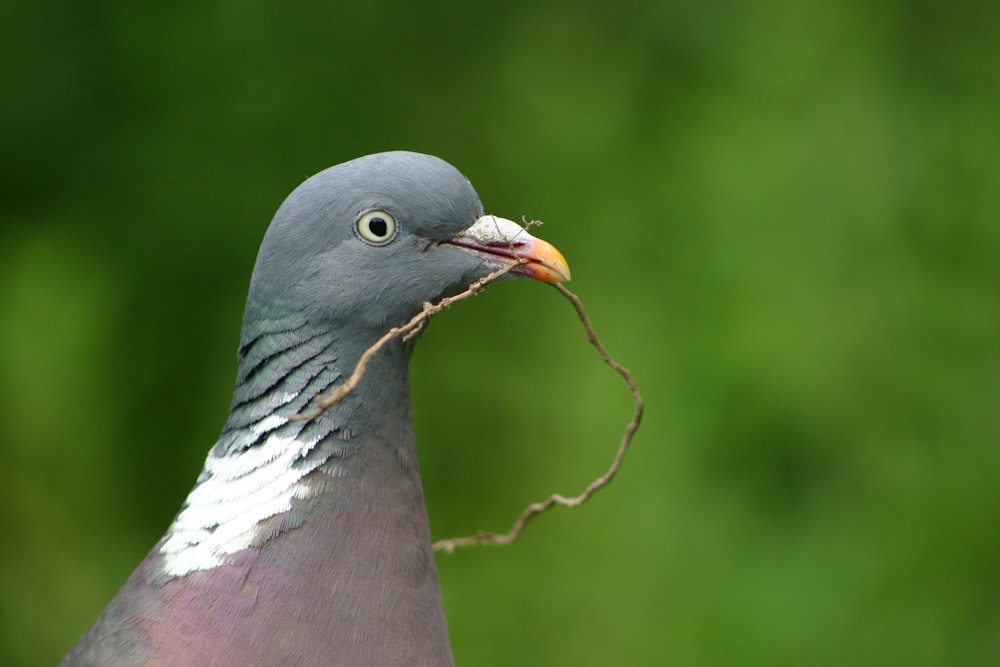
[368,217,388,237]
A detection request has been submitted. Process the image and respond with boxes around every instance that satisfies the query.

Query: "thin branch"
[289,218,643,555]
[433,282,643,553]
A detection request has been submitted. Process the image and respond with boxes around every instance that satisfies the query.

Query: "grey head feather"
[245,150,489,332]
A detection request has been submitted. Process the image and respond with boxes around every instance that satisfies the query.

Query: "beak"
[444,215,571,283]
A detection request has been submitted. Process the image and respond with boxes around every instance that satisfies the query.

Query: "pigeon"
[62,151,570,666]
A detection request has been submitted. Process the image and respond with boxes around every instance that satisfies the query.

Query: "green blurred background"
[2,1,998,665]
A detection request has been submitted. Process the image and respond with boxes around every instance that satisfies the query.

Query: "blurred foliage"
[2,0,999,665]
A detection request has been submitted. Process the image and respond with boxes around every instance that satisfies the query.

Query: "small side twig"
[433,282,643,553]
[290,258,526,422]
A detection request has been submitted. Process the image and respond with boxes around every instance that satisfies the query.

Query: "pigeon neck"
[158,312,419,580]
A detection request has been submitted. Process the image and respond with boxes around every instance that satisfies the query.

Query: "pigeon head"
[246,151,570,331]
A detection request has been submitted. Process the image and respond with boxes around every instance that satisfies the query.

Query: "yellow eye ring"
[356,210,398,245]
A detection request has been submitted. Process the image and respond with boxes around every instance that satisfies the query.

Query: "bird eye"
[356,210,398,245]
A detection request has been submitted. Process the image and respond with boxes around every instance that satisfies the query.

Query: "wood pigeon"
[62,151,570,666]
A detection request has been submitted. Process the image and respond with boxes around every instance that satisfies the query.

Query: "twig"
[433,282,643,553]
[290,219,643,554]
[290,258,526,422]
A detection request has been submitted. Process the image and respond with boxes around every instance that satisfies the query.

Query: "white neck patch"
[159,392,340,578]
